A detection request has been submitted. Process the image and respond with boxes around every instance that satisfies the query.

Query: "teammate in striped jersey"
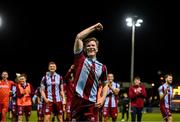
[103,73,120,122]
[32,87,44,122]
[40,61,65,122]
[64,64,75,121]
[158,74,173,122]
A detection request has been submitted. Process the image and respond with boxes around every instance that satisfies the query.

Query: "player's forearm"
[40,89,47,101]
[159,93,166,101]
[77,24,97,40]
[42,93,46,100]
[102,83,108,100]
[65,70,72,80]
[113,89,120,96]
[74,24,98,53]
[109,85,119,95]
[60,84,66,104]
[60,91,66,104]
[60,86,65,98]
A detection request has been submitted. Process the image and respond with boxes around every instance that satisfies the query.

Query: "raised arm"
[64,64,74,81]
[73,22,103,53]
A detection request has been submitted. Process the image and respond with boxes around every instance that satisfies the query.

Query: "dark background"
[0,0,179,89]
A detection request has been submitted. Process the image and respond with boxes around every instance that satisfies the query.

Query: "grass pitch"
[6,111,180,122]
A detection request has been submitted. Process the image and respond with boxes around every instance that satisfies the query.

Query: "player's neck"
[2,79,8,82]
[88,55,96,60]
[165,82,170,86]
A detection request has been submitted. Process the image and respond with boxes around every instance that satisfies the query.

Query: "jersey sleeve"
[40,76,46,89]
[99,65,108,84]
[158,85,163,95]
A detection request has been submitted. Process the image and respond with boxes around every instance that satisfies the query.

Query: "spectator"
[128,76,147,122]
[121,93,129,121]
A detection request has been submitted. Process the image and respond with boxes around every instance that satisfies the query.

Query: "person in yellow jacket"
[16,73,34,122]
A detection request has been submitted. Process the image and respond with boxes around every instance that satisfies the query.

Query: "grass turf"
[6,111,180,122]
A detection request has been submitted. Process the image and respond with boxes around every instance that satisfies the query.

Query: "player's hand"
[25,89,30,94]
[94,23,103,31]
[16,73,21,77]
[63,104,66,112]
[164,87,169,94]
[44,98,49,103]
[108,82,112,88]
[95,97,105,108]
[70,64,75,70]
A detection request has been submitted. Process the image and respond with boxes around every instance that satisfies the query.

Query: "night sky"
[0,1,179,88]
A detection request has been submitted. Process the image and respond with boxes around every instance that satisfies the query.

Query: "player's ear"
[83,47,86,52]
[96,47,98,53]
[83,48,87,56]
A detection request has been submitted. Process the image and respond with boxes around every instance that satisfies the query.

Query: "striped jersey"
[32,87,44,105]
[74,50,107,102]
[11,83,17,104]
[40,72,63,102]
[104,82,120,107]
[158,83,173,109]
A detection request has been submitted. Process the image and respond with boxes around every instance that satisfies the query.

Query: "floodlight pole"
[130,22,135,85]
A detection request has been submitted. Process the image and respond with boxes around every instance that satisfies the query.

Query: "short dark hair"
[134,76,140,80]
[20,73,27,79]
[164,74,172,79]
[48,61,56,66]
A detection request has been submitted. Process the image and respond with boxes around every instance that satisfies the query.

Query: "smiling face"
[18,74,27,84]
[48,62,57,73]
[84,38,99,58]
[1,71,8,80]
[108,73,114,83]
[85,41,98,58]
[19,76,26,84]
[134,76,141,86]
[165,74,173,85]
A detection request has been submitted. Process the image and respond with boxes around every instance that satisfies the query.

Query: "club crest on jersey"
[91,117,95,121]
[19,111,22,114]
[59,110,62,113]
[45,108,49,112]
